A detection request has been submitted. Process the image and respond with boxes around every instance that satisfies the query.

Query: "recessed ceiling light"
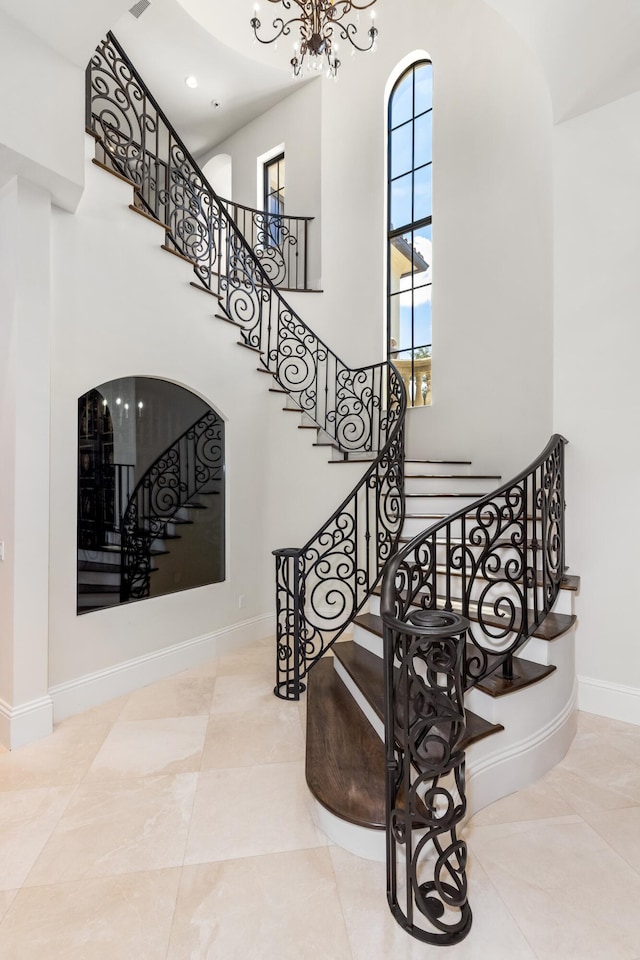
[184,76,198,89]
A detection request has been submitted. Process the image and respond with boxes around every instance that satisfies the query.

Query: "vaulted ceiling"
[2,0,640,147]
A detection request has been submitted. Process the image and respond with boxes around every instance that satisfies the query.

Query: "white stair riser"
[403,495,487,514]
[362,587,575,649]
[401,516,546,539]
[404,476,498,496]
[396,537,555,572]
[404,461,473,477]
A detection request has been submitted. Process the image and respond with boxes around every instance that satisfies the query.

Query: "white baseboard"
[578,675,640,726]
[465,680,577,818]
[0,695,54,750]
[50,613,275,723]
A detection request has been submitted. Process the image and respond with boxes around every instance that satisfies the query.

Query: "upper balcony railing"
[219,197,313,292]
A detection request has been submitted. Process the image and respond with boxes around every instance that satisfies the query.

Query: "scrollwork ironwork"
[383,609,472,945]
[120,410,224,602]
[87,33,407,698]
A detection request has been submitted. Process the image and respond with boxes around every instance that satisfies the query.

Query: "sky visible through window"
[388,62,433,370]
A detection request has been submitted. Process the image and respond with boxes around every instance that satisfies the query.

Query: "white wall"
[206,0,556,479]
[201,80,323,290]
[47,138,358,702]
[554,89,640,722]
[0,9,86,211]
[0,177,53,747]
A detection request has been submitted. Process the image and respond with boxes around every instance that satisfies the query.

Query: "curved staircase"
[85,33,578,947]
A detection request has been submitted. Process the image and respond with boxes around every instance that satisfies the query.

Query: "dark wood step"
[352,613,557,697]
[404,460,472,466]
[214,312,243,328]
[405,492,494,498]
[78,582,120,595]
[128,203,166,231]
[189,281,221,301]
[236,340,264,355]
[333,640,503,750]
[269,387,288,395]
[161,243,195,266]
[404,474,501,481]
[77,560,121,574]
[370,586,576,641]
[278,286,324,294]
[306,657,386,830]
[91,157,137,189]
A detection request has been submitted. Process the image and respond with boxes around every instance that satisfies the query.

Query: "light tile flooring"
[1,637,639,959]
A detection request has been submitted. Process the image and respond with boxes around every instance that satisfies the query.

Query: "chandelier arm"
[334,19,378,52]
[329,0,378,14]
[251,14,304,45]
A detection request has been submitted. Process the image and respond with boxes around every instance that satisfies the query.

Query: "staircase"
[304,455,577,854]
[85,33,578,948]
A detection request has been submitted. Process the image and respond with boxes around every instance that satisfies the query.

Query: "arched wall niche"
[202,154,233,199]
[77,375,226,615]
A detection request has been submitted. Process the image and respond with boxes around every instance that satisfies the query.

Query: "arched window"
[387,60,433,407]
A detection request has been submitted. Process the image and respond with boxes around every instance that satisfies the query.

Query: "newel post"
[273,547,306,701]
[382,607,473,946]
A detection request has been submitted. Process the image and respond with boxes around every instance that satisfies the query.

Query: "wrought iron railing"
[220,196,313,292]
[120,410,224,601]
[87,33,392,454]
[87,31,407,682]
[274,365,405,698]
[379,434,567,944]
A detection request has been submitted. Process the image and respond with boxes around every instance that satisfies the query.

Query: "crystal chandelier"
[250,1,379,79]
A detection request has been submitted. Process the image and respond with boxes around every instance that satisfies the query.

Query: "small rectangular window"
[264,153,285,245]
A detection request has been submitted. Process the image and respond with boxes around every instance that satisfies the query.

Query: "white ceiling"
[484,0,640,123]
[112,0,309,156]
[2,0,640,152]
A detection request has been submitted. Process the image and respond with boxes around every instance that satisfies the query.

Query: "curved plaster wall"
[212,0,555,479]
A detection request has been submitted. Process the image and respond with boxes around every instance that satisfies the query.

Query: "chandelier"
[250,1,379,79]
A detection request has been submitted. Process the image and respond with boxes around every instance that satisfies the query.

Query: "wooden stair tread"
[161,243,196,265]
[404,492,497,498]
[352,613,557,697]
[77,583,120,595]
[189,281,221,300]
[77,560,120,573]
[405,474,501,480]
[370,587,576,640]
[214,312,243,327]
[306,658,386,829]
[333,640,503,750]
[404,459,473,465]
[91,157,137,188]
[128,203,166,230]
[236,341,264,355]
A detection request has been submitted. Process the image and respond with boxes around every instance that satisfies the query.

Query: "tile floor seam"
[470,850,544,960]
[162,864,184,960]
[325,846,358,960]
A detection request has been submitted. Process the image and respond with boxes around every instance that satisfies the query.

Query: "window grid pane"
[388,62,433,407]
